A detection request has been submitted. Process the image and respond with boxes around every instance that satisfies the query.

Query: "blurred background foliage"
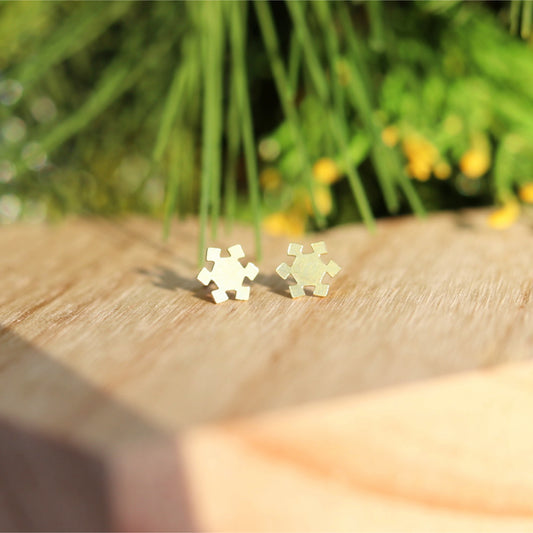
[1,0,533,257]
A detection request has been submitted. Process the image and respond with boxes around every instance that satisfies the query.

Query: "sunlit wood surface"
[1,210,533,531]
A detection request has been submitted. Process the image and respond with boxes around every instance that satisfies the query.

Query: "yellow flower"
[305,186,333,216]
[433,160,452,180]
[313,158,341,185]
[519,183,533,203]
[381,125,399,147]
[459,148,490,179]
[406,160,431,181]
[402,135,438,163]
[259,167,282,191]
[263,210,306,237]
[487,201,520,229]
[402,134,438,181]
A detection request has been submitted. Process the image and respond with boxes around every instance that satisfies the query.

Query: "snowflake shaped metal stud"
[197,244,259,303]
[276,241,341,298]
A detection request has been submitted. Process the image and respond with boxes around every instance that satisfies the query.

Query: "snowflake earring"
[197,244,259,304]
[276,241,341,298]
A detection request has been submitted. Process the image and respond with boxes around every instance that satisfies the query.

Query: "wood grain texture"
[1,209,533,530]
[181,361,533,531]
[1,210,533,443]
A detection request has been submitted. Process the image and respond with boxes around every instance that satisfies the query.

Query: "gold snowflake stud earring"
[276,241,341,298]
[197,244,259,303]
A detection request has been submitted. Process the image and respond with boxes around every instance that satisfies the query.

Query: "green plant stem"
[521,0,533,38]
[366,1,386,52]
[337,7,399,214]
[510,0,521,35]
[163,131,181,239]
[288,32,302,94]
[210,3,225,240]
[199,1,225,261]
[254,0,325,228]
[285,2,329,103]
[223,68,240,234]
[289,1,375,229]
[311,1,345,116]
[228,1,262,258]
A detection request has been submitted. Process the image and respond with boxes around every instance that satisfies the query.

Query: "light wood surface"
[1,209,533,530]
[182,361,533,531]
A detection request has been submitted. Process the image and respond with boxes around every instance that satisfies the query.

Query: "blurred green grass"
[1,0,533,256]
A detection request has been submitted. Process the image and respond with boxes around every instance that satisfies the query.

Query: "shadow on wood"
[136,265,206,298]
[254,272,290,298]
[0,326,196,532]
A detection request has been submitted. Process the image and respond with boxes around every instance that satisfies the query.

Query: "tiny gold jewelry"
[197,244,259,303]
[276,241,341,298]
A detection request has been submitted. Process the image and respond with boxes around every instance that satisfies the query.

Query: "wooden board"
[1,209,533,530]
[181,362,533,531]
